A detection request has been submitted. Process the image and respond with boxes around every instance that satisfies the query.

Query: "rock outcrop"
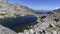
[0,25,17,34]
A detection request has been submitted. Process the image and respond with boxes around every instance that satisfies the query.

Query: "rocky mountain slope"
[0,0,38,33]
[1,0,60,34]
[18,8,60,34]
[54,8,60,13]
[31,9,60,34]
[0,0,36,18]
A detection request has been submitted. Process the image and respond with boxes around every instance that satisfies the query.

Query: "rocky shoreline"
[0,0,60,34]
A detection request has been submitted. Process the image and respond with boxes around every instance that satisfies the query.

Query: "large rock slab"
[0,25,18,34]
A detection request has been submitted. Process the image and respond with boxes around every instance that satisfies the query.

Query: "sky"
[7,0,60,10]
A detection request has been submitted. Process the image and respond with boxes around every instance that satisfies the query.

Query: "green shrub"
[0,14,6,16]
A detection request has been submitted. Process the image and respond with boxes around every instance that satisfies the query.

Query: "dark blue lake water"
[1,16,37,29]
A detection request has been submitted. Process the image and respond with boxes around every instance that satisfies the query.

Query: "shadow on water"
[0,16,38,33]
